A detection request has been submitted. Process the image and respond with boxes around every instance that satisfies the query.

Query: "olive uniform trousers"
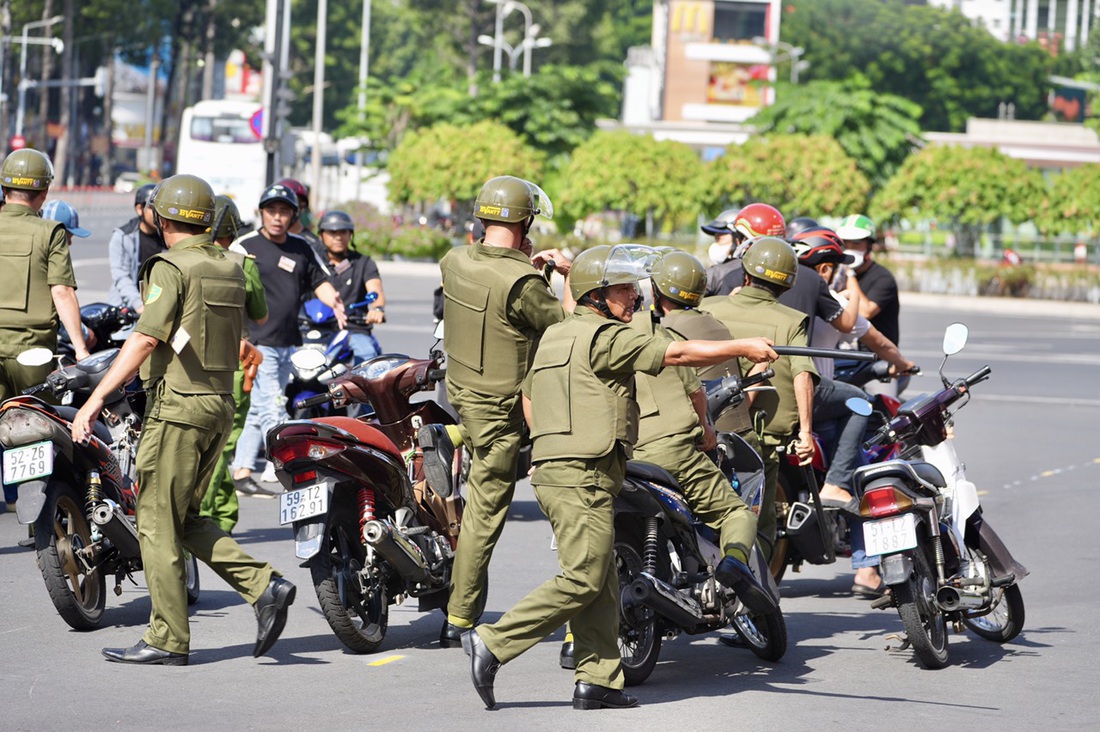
[137,394,274,655]
[199,370,248,533]
[634,434,756,561]
[476,482,623,689]
[446,384,524,624]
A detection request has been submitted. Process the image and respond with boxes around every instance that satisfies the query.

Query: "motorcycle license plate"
[3,441,53,485]
[279,483,329,525]
[863,513,918,556]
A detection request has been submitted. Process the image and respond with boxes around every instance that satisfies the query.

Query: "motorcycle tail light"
[859,486,914,519]
[271,439,345,467]
[293,470,317,485]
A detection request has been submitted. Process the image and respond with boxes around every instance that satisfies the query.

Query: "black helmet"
[135,182,157,207]
[259,182,300,213]
[318,210,355,232]
[785,216,820,240]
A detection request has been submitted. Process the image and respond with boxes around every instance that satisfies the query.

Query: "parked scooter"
[266,349,465,653]
[1,349,199,630]
[854,323,1027,669]
[287,295,379,419]
[58,302,141,364]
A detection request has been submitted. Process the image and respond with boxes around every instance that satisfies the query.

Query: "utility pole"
[311,0,327,208]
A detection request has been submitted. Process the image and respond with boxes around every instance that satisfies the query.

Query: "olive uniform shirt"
[0,203,77,356]
[523,308,668,494]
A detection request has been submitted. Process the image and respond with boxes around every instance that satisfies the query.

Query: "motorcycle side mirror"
[291,348,327,372]
[845,396,873,417]
[17,347,55,367]
[942,323,968,356]
[432,320,445,341]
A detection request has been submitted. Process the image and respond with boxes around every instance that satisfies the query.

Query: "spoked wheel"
[185,551,201,606]
[769,475,792,583]
[35,483,106,630]
[892,548,950,669]
[731,607,788,662]
[960,548,1025,644]
[310,518,389,653]
[615,539,662,686]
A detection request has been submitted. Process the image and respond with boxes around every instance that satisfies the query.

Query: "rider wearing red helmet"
[276,177,322,252]
[702,203,786,296]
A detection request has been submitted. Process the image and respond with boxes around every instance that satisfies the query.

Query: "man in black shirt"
[837,214,902,397]
[229,183,347,491]
[317,210,386,365]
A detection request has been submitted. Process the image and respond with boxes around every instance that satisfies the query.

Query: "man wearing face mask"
[702,203,787,297]
[433,175,571,649]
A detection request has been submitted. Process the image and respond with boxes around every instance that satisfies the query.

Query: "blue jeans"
[347,331,381,367]
[812,378,870,492]
[231,345,294,473]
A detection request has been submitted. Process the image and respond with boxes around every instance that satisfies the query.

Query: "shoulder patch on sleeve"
[145,284,163,304]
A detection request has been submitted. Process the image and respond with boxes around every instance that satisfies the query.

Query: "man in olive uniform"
[463,245,778,711]
[199,196,268,533]
[435,175,570,647]
[0,149,90,401]
[632,250,773,610]
[70,175,294,665]
[701,238,817,559]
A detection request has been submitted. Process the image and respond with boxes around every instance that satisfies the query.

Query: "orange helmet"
[734,203,786,240]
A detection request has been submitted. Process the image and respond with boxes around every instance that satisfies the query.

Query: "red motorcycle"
[266,350,465,653]
[1,349,199,630]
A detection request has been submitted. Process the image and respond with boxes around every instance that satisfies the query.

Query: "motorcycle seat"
[314,416,403,462]
[853,459,946,494]
[53,406,114,445]
[626,461,683,493]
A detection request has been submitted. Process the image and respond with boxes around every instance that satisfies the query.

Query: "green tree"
[871,144,1045,256]
[782,0,1054,131]
[751,77,922,188]
[558,130,704,235]
[386,119,544,217]
[1034,165,1100,236]
[706,134,871,219]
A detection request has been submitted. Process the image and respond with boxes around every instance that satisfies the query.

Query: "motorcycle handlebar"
[965,365,992,387]
[21,383,50,396]
[295,393,332,409]
[772,346,877,362]
[742,368,775,388]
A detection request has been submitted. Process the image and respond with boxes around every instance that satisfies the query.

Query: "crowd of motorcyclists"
[1,148,922,708]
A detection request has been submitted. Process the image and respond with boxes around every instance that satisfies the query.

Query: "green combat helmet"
[568,244,660,302]
[474,175,554,223]
[149,174,215,227]
[742,236,798,289]
[1,149,54,191]
[651,250,707,307]
[212,195,243,240]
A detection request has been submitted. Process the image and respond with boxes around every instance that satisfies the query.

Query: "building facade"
[933,0,1096,52]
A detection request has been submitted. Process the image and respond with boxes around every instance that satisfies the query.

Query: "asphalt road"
[2,194,1099,730]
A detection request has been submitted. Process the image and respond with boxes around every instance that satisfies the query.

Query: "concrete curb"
[902,291,1100,319]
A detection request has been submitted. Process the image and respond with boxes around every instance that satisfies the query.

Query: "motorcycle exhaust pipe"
[629,573,704,629]
[935,585,985,612]
[90,502,142,560]
[362,519,430,583]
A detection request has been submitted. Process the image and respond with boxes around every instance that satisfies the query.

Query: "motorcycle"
[266,349,465,653]
[853,323,1027,669]
[58,302,141,364]
[0,349,199,631]
[287,295,379,419]
[612,368,786,685]
[771,358,913,582]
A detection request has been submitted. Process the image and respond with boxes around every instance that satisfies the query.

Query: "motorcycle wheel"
[185,551,201,606]
[892,548,950,669]
[731,607,788,662]
[614,539,662,686]
[310,518,389,653]
[769,475,792,583]
[963,583,1025,643]
[34,482,106,630]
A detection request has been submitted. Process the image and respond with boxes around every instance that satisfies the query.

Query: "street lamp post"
[751,36,808,84]
[15,15,64,139]
[520,23,552,77]
[484,0,548,80]
[478,34,516,71]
